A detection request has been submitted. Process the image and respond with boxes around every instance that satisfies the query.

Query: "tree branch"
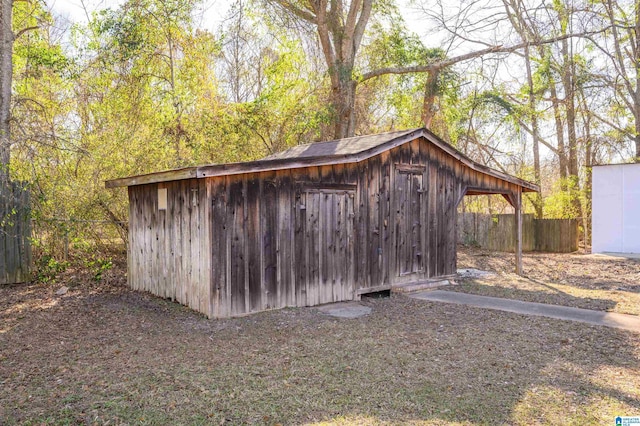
[14,25,39,40]
[351,0,371,61]
[359,30,608,83]
[271,0,317,23]
[515,118,559,155]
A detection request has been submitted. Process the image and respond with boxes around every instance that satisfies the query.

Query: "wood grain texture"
[0,181,31,285]
[125,135,541,318]
[127,179,211,316]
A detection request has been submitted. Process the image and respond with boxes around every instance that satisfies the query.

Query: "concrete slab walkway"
[409,290,640,333]
[316,302,372,318]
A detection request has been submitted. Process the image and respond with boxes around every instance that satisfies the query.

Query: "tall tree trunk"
[559,37,583,219]
[524,46,543,218]
[313,0,371,139]
[549,81,568,180]
[584,136,592,246]
[561,38,579,177]
[422,69,440,128]
[0,0,12,183]
[578,85,593,247]
[332,70,357,139]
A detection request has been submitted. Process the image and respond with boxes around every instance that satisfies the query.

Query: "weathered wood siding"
[128,136,526,318]
[128,179,211,316]
[204,137,523,317]
[207,170,359,318]
[1,181,31,285]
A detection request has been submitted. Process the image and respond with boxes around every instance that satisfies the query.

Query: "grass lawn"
[1,249,639,425]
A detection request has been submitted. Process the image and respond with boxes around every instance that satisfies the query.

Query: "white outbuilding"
[592,163,640,254]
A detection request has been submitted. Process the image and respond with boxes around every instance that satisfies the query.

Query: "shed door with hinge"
[296,189,355,306]
[395,166,425,276]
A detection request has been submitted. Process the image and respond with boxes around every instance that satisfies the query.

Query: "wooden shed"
[106,128,538,318]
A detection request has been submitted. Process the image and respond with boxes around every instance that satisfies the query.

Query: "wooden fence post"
[514,188,523,275]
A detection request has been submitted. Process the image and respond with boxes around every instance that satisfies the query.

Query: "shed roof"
[105,128,539,192]
[262,129,415,160]
[592,162,640,168]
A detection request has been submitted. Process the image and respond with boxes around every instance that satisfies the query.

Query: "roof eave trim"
[105,167,198,188]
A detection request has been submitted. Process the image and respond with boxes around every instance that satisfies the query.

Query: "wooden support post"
[514,187,523,275]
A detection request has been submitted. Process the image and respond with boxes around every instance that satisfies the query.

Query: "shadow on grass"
[0,287,639,425]
[452,279,620,313]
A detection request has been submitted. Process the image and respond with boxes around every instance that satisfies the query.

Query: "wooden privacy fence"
[1,181,32,284]
[458,213,579,253]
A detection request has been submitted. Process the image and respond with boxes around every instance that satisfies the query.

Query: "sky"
[47,0,232,29]
[45,0,431,40]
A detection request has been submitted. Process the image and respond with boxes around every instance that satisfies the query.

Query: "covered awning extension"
[459,187,528,276]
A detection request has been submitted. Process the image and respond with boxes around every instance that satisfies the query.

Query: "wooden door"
[296,188,355,306]
[394,165,425,276]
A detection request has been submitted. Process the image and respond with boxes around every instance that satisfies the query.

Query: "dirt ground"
[1,248,639,425]
[456,246,640,315]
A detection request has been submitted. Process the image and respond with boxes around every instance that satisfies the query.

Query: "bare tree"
[589,0,640,161]
[501,0,544,218]
[0,0,12,183]
[270,0,604,139]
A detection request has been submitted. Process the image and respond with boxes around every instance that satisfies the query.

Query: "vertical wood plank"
[180,180,189,305]
[412,172,424,273]
[421,141,431,278]
[294,189,306,307]
[393,169,405,276]
[229,177,246,315]
[199,178,211,317]
[379,151,391,285]
[211,177,227,318]
[165,183,174,300]
[242,177,250,313]
[444,158,456,275]
[128,187,137,291]
[183,180,192,309]
[428,149,439,278]
[262,176,278,310]
[515,187,523,275]
[247,176,262,312]
[308,191,320,306]
[225,176,232,315]
[356,162,368,291]
[158,185,167,299]
[347,192,355,298]
[192,179,202,312]
[368,155,381,286]
[318,191,326,303]
[334,193,344,301]
[277,170,294,307]
[410,138,420,164]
